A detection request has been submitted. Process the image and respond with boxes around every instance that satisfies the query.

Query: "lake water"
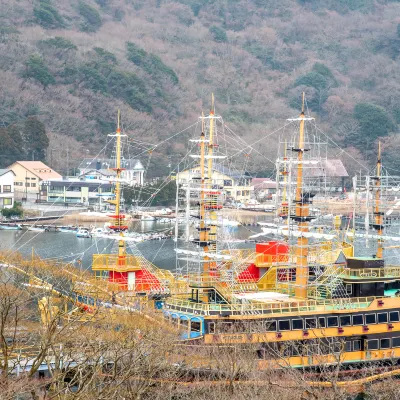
[0,216,267,271]
[0,213,391,272]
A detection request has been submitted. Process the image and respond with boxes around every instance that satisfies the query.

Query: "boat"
[141,215,156,221]
[84,111,174,294]
[160,93,400,374]
[58,226,78,233]
[28,226,49,232]
[0,223,22,230]
[76,228,91,238]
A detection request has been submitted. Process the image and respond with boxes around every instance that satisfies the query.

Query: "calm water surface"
[0,215,268,271]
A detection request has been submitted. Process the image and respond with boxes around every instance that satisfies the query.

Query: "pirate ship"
[163,94,400,370]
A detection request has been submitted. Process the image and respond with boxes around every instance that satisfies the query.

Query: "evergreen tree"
[23,117,49,161]
[0,125,25,166]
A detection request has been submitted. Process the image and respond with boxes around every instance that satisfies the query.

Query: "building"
[0,169,15,209]
[176,163,253,202]
[252,178,277,201]
[42,178,114,208]
[8,161,62,200]
[79,169,117,182]
[79,158,145,186]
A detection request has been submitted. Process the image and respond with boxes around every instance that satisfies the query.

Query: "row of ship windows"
[210,311,400,333]
[258,338,400,358]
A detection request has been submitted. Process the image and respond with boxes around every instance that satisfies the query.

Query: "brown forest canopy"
[0,0,399,177]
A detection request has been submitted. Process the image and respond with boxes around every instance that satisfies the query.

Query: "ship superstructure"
[163,94,400,370]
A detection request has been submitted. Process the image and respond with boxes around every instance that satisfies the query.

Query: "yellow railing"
[340,266,400,279]
[91,254,141,272]
[165,296,377,316]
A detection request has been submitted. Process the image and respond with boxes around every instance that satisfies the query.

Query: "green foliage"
[0,125,25,166]
[40,37,77,50]
[209,25,228,42]
[107,70,152,112]
[1,202,23,218]
[61,59,152,113]
[23,117,49,161]
[78,2,102,32]
[23,55,55,88]
[349,103,394,150]
[126,42,179,84]
[293,63,337,111]
[33,1,64,29]
[94,47,117,64]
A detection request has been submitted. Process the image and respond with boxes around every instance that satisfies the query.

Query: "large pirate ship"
[162,94,400,370]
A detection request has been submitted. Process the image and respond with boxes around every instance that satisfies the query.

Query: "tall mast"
[108,110,128,263]
[375,141,383,258]
[294,93,309,299]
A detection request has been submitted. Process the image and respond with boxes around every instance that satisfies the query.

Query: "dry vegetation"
[0,251,400,399]
[0,0,400,177]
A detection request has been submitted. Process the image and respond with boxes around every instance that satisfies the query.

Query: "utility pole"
[66,147,69,177]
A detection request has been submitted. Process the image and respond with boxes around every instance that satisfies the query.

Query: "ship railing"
[339,267,400,279]
[164,296,376,316]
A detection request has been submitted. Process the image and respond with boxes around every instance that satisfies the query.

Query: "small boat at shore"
[76,228,91,238]
[0,223,22,230]
[28,226,49,232]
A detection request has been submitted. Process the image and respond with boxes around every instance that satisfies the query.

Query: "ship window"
[209,322,215,334]
[389,311,399,322]
[353,340,361,351]
[318,317,326,328]
[378,313,388,323]
[392,337,400,347]
[305,318,316,329]
[352,315,364,326]
[278,320,291,331]
[327,317,338,327]
[380,338,390,349]
[340,316,351,327]
[365,314,376,324]
[266,320,277,331]
[191,321,201,333]
[292,319,303,330]
[367,339,379,350]
[346,284,352,294]
[345,341,352,352]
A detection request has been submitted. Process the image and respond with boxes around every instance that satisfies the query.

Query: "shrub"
[23,55,55,88]
[353,103,393,143]
[78,2,102,32]
[2,202,23,218]
[126,42,178,84]
[41,37,77,50]
[33,1,64,29]
[126,42,147,66]
[209,25,228,42]
[94,47,117,64]
[107,71,152,113]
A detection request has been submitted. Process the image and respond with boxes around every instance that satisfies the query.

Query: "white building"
[42,178,114,208]
[0,169,15,209]
[79,159,145,186]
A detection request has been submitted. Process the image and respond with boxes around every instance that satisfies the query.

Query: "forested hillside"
[0,0,400,177]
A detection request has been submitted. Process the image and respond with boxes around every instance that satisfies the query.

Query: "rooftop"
[0,169,15,177]
[9,161,62,180]
[80,158,144,171]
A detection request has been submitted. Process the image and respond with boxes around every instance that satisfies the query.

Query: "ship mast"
[294,93,310,299]
[375,141,383,259]
[108,110,128,265]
